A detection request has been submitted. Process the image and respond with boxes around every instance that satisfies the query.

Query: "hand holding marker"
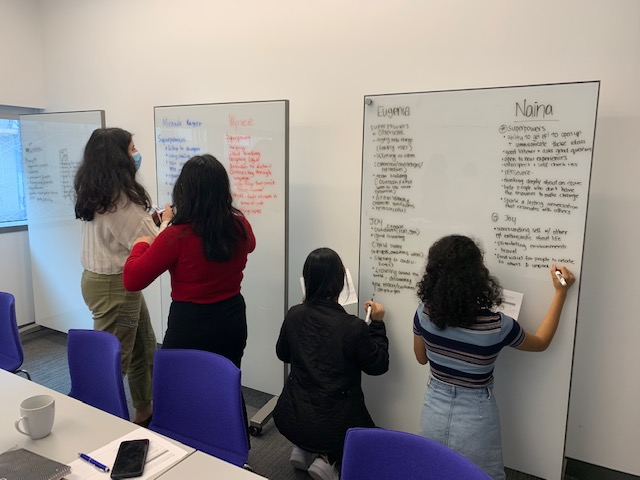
[555,269,567,287]
[364,296,373,324]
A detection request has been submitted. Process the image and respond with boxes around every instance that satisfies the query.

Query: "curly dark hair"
[74,128,151,221]
[416,235,502,329]
[171,154,247,263]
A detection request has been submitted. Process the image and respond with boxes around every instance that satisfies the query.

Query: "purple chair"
[0,292,31,380]
[67,329,129,419]
[148,349,249,467]
[342,427,492,480]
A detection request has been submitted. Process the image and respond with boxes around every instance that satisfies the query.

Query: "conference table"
[0,369,264,479]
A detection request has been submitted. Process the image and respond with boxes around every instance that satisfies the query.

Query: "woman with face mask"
[74,127,170,426]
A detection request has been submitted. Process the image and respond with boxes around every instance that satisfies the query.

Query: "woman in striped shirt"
[413,235,574,479]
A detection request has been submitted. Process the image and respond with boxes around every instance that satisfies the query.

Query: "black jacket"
[273,299,389,457]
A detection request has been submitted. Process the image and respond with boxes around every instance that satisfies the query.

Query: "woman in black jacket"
[273,247,389,480]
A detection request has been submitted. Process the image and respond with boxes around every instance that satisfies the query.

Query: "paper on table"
[493,289,524,320]
[66,427,190,480]
[299,268,358,306]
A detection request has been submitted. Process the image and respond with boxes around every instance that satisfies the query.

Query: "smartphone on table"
[110,439,149,479]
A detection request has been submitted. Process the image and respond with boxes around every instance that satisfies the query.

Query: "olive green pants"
[81,270,156,412]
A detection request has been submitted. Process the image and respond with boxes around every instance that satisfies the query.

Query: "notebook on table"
[0,447,71,480]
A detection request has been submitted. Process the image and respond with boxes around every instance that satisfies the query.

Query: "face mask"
[132,152,142,171]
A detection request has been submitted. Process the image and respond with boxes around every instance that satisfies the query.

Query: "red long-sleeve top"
[123,216,256,303]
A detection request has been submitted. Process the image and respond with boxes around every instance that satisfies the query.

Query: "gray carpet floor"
[20,327,544,480]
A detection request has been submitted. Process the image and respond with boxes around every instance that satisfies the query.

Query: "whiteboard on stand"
[154,100,289,395]
[359,82,599,480]
[20,111,105,332]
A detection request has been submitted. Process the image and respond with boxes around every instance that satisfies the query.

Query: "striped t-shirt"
[413,303,525,388]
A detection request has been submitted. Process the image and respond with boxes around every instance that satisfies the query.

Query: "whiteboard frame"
[20,110,106,333]
[358,81,599,480]
[153,99,289,395]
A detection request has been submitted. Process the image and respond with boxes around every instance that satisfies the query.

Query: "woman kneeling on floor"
[273,247,389,480]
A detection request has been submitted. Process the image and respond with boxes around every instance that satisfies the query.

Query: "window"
[0,118,26,225]
[0,106,38,228]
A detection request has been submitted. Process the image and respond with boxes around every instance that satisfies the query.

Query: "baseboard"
[565,457,639,480]
[19,323,44,338]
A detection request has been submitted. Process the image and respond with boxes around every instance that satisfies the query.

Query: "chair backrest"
[341,427,492,480]
[0,291,25,373]
[149,349,249,467]
[67,329,129,420]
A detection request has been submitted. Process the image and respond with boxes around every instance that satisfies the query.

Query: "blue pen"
[79,453,110,472]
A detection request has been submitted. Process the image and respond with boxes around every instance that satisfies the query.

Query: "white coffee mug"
[15,394,55,439]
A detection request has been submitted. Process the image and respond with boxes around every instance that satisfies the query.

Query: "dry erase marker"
[79,453,110,472]
[555,270,567,287]
[153,204,175,213]
[364,297,373,324]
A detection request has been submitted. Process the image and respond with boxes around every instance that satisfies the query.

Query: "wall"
[0,229,35,327]
[0,0,44,107]
[0,0,43,326]
[6,0,639,474]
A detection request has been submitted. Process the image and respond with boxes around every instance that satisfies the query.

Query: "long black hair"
[171,154,247,262]
[416,235,502,329]
[74,127,151,221]
[302,247,346,304]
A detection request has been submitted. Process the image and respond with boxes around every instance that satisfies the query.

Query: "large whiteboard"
[359,82,599,480]
[20,111,105,332]
[154,100,289,395]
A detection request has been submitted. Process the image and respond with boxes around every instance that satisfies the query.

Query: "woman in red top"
[123,154,256,368]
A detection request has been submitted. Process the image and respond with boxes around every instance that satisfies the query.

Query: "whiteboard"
[19,111,105,332]
[154,100,289,395]
[359,82,599,480]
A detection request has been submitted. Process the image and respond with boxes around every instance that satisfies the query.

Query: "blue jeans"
[420,376,505,480]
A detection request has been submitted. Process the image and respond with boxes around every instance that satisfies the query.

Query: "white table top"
[156,451,265,479]
[1,369,140,465]
[1,369,266,479]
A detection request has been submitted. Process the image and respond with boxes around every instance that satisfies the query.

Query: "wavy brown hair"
[416,235,502,329]
[74,128,151,221]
